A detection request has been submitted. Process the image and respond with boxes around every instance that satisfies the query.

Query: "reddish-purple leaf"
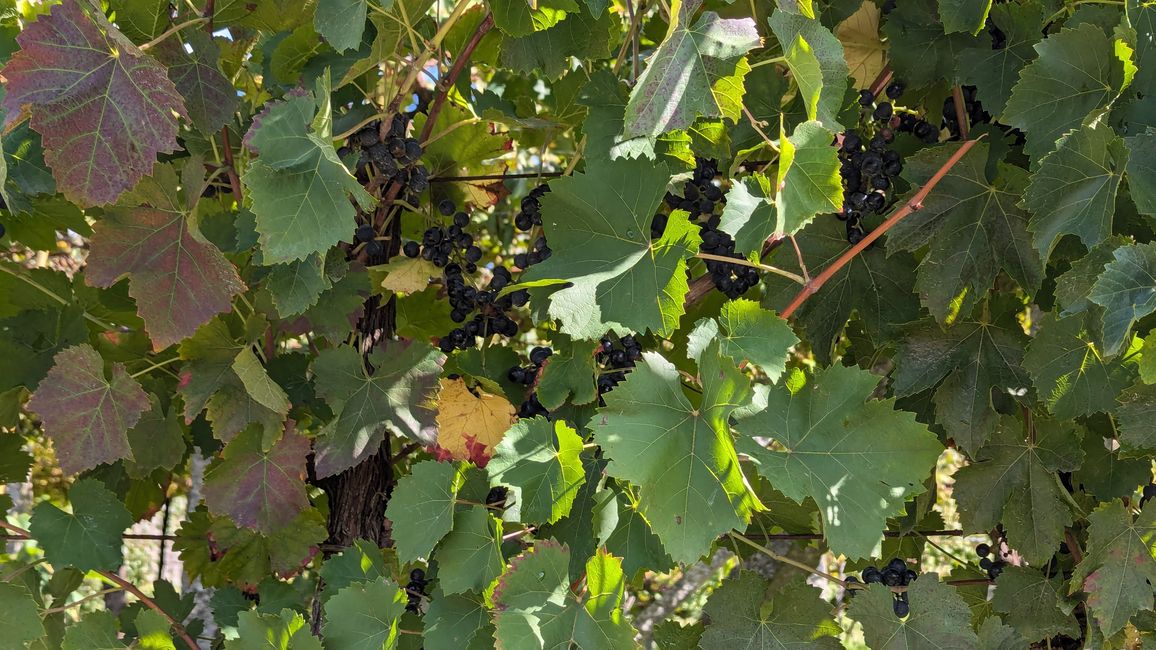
[0,0,186,206]
[203,421,311,533]
[86,206,246,351]
[154,32,238,135]
[26,344,151,475]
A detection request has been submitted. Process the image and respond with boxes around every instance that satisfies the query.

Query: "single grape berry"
[886,80,905,99]
[893,596,910,617]
[976,543,990,558]
[365,240,384,257]
[453,211,470,228]
[873,102,893,121]
[410,568,426,583]
[859,89,875,106]
[355,224,375,243]
[863,567,883,584]
[438,199,456,216]
[529,346,553,365]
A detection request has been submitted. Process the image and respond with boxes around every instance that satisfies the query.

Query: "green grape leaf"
[539,457,606,581]
[1054,237,1127,316]
[1070,500,1156,636]
[85,192,246,351]
[783,35,824,125]
[124,396,186,478]
[385,460,460,563]
[594,489,674,580]
[1023,313,1135,418]
[762,217,919,364]
[29,478,133,571]
[486,417,586,524]
[61,611,124,649]
[134,609,175,650]
[736,364,943,560]
[242,83,375,264]
[956,2,1045,115]
[0,583,45,650]
[27,344,151,474]
[849,579,978,649]
[952,417,1083,565]
[887,144,1042,321]
[154,32,239,134]
[1003,23,1130,160]
[412,105,511,207]
[1089,241,1156,356]
[492,543,637,649]
[882,0,972,87]
[206,376,288,445]
[500,9,616,80]
[769,12,847,131]
[177,318,242,421]
[1115,382,1156,453]
[1126,129,1156,217]
[976,617,1028,650]
[718,121,841,248]
[436,506,505,595]
[536,334,600,410]
[312,341,443,477]
[231,348,291,416]
[424,591,494,650]
[653,621,703,649]
[889,318,1031,454]
[176,506,326,588]
[991,566,1080,641]
[699,573,840,648]
[203,424,311,533]
[939,0,991,34]
[228,609,322,650]
[107,0,169,42]
[1073,431,1150,498]
[1023,121,1128,263]
[594,343,760,564]
[318,539,391,602]
[315,0,367,53]
[522,158,701,339]
[686,298,798,382]
[322,577,408,649]
[0,433,32,483]
[622,0,759,138]
[0,0,186,206]
[578,70,661,162]
[0,306,89,395]
[265,253,331,318]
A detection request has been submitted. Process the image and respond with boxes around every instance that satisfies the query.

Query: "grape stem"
[951,85,970,140]
[419,13,495,145]
[730,531,851,587]
[0,263,116,330]
[695,252,805,284]
[137,16,208,51]
[781,135,985,319]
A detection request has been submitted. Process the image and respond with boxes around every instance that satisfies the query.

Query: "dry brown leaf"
[435,378,517,464]
[836,1,887,88]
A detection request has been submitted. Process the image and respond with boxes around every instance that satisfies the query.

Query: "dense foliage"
[1,0,1155,647]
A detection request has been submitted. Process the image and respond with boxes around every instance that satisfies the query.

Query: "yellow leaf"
[376,257,440,295]
[836,1,886,88]
[435,378,517,464]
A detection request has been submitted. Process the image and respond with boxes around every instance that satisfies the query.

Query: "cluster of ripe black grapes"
[976,542,1005,579]
[596,335,642,398]
[506,346,553,419]
[346,115,429,200]
[404,568,428,614]
[486,485,509,511]
[655,158,758,299]
[846,558,918,617]
[837,82,909,243]
[512,184,552,270]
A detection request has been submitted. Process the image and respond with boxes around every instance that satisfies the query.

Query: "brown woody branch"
[780,136,984,319]
[951,85,970,140]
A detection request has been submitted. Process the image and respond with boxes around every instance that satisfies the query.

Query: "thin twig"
[419,13,494,144]
[430,171,566,183]
[138,16,208,51]
[386,0,477,116]
[219,129,244,202]
[787,234,809,282]
[781,136,984,319]
[867,63,894,100]
[695,252,805,284]
[1064,530,1084,565]
[732,532,851,586]
[41,587,124,615]
[951,84,970,140]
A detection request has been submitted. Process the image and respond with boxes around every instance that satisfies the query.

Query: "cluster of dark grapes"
[976,542,1005,579]
[486,485,509,511]
[656,158,758,299]
[507,346,552,387]
[942,86,990,140]
[835,82,909,243]
[846,558,917,617]
[345,114,429,201]
[512,185,552,270]
[404,568,428,614]
[403,200,483,269]
[596,335,642,398]
[507,347,553,419]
